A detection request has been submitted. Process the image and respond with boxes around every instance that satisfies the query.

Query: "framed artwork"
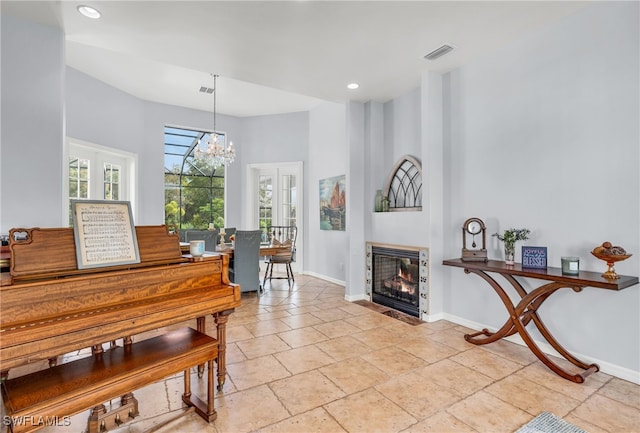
[522,246,547,269]
[71,200,140,269]
[319,175,346,231]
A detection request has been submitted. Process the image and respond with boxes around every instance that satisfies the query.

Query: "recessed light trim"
[347,83,359,90]
[77,5,101,19]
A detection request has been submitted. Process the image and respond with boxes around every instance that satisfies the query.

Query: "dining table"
[179,242,290,257]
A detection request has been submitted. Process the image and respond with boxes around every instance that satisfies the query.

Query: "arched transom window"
[383,155,422,211]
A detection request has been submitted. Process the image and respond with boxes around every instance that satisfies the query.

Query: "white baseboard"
[442,313,640,384]
[300,272,369,302]
[302,270,345,287]
[422,312,445,323]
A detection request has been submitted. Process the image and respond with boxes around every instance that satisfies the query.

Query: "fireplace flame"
[400,279,416,295]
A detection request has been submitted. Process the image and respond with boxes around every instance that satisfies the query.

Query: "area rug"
[516,412,587,433]
[353,300,423,326]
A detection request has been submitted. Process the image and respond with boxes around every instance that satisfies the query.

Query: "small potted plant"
[493,228,530,265]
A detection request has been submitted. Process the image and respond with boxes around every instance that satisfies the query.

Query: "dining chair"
[230,230,261,293]
[262,225,297,288]
[182,229,217,252]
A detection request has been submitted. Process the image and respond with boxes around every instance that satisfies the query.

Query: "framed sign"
[71,200,140,269]
[522,246,547,269]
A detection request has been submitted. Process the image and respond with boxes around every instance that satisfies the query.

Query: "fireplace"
[366,243,429,318]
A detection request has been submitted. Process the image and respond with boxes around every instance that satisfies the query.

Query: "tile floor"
[25,275,640,432]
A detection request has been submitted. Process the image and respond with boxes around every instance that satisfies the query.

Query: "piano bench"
[1,327,219,433]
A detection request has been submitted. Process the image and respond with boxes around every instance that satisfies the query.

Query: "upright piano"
[0,225,240,432]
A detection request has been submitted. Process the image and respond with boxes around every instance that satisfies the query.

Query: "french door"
[246,161,303,273]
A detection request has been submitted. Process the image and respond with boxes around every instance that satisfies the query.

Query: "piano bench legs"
[2,328,218,433]
[87,395,139,433]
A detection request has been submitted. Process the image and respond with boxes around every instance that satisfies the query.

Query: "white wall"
[369,90,427,248]
[307,102,348,283]
[237,111,309,229]
[65,68,242,226]
[1,15,65,231]
[443,1,639,376]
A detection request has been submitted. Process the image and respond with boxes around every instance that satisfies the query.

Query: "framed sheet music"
[71,200,140,269]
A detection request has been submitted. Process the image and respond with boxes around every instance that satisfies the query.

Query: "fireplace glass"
[371,246,419,317]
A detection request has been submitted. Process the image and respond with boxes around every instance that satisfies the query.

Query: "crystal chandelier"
[194,74,235,168]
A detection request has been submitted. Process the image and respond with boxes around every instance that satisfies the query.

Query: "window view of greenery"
[164,126,225,230]
[68,156,90,226]
[103,163,120,201]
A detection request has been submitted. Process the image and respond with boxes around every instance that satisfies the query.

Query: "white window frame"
[64,138,138,224]
[246,161,303,273]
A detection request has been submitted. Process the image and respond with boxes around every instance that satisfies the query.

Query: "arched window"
[383,155,422,211]
[164,126,226,230]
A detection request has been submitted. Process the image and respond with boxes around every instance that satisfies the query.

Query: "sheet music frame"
[71,200,140,269]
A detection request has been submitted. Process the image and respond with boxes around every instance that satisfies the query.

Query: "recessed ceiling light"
[77,5,101,19]
[347,83,359,90]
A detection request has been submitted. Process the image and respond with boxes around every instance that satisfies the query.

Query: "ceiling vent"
[199,86,214,94]
[424,44,454,61]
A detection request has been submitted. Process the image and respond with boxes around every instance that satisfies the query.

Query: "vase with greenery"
[493,228,530,265]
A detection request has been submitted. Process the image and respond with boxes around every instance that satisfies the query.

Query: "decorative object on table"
[522,246,547,269]
[229,234,235,247]
[189,240,205,257]
[493,228,530,265]
[319,175,346,231]
[374,190,383,212]
[561,256,580,275]
[591,241,631,279]
[461,217,488,262]
[218,228,226,247]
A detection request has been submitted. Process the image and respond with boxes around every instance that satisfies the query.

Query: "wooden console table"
[442,258,639,383]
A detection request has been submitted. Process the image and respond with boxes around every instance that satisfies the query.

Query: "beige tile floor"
[24,275,640,432]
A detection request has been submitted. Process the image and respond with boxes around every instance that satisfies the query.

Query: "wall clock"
[461,217,488,262]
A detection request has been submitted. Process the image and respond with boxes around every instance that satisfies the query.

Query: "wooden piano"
[0,225,241,433]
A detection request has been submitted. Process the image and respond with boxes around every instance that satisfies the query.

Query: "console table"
[442,258,639,383]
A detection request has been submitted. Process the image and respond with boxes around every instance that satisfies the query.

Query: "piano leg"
[214,310,233,391]
[197,316,206,378]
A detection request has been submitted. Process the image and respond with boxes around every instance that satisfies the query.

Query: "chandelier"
[194,74,235,168]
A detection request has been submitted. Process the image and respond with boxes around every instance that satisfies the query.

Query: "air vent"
[424,44,454,61]
[199,86,214,94]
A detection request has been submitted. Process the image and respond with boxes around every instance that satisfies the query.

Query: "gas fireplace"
[366,243,429,318]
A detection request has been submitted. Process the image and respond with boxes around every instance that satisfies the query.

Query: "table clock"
[461,217,488,262]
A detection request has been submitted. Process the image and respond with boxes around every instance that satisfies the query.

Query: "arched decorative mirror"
[383,155,422,211]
